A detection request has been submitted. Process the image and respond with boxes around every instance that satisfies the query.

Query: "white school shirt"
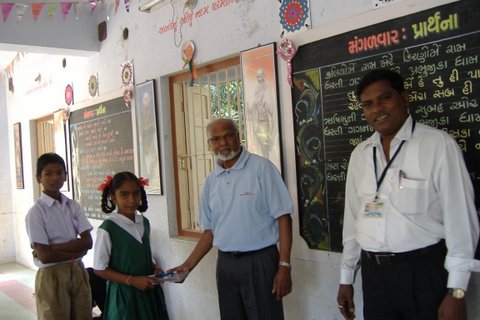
[25,192,93,268]
[340,116,480,290]
[93,211,146,271]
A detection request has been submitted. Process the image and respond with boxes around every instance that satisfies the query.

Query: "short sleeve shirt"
[200,148,293,252]
[25,192,93,268]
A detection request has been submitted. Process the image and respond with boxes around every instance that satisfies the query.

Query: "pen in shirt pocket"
[399,170,406,188]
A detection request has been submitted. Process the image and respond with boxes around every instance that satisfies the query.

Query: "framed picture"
[13,122,24,189]
[135,80,162,194]
[241,43,282,172]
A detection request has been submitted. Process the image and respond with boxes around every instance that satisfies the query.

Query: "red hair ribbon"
[138,177,149,187]
[98,175,113,191]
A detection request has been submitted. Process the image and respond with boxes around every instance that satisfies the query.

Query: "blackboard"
[291,0,480,252]
[69,97,135,219]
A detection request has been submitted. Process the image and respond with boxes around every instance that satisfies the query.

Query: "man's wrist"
[279,261,291,269]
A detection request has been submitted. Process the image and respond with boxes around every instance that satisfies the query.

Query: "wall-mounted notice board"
[291,0,480,252]
[69,97,134,220]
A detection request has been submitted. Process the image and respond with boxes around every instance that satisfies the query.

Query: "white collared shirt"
[340,116,480,290]
[93,211,146,270]
[25,192,93,268]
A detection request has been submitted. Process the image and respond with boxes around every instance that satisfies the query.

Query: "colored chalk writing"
[292,0,480,252]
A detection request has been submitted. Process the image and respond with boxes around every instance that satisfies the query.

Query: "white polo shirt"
[200,148,293,252]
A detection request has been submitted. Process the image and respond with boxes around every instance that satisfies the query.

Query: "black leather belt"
[219,244,275,257]
[362,240,445,266]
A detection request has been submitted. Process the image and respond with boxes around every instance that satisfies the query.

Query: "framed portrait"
[135,80,162,194]
[241,43,282,173]
[13,122,24,189]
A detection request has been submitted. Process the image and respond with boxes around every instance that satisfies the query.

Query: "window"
[169,57,244,237]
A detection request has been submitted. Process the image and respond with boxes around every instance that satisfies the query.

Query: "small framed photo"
[241,43,282,172]
[13,122,24,189]
[135,80,162,194]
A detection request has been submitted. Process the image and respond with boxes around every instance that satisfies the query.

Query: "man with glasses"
[171,118,293,320]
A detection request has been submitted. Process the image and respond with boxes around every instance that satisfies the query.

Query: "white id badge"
[363,199,385,218]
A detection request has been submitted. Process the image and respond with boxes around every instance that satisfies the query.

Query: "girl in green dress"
[93,172,169,320]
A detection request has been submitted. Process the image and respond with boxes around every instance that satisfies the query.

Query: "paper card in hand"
[149,271,189,283]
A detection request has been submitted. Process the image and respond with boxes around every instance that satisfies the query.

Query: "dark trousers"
[361,241,448,320]
[216,245,284,320]
[87,267,106,318]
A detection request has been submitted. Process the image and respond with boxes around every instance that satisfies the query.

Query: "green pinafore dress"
[100,217,169,320]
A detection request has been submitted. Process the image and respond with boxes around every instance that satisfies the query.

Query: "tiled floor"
[0,262,102,319]
[0,262,37,320]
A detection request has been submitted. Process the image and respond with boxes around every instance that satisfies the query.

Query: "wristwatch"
[447,288,465,299]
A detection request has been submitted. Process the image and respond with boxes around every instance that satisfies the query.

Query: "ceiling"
[0,0,111,74]
[0,0,196,74]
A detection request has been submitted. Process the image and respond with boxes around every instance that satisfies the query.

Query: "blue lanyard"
[373,119,415,199]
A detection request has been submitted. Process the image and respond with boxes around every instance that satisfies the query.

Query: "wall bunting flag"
[31,3,44,21]
[61,3,73,20]
[90,1,97,13]
[15,4,28,22]
[0,0,131,23]
[1,3,14,23]
[47,3,58,20]
[278,0,311,37]
[73,2,79,19]
[1,0,100,23]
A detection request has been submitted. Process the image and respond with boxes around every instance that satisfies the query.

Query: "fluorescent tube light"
[138,0,168,12]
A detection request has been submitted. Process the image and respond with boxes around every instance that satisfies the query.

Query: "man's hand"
[438,294,466,320]
[337,284,355,319]
[166,263,191,284]
[272,266,292,300]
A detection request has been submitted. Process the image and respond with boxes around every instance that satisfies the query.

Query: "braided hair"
[100,172,149,213]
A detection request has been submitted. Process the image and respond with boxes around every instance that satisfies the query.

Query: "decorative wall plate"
[279,0,309,33]
[65,84,73,105]
[121,60,134,87]
[88,74,98,97]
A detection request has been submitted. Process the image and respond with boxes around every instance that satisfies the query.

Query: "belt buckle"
[373,254,394,265]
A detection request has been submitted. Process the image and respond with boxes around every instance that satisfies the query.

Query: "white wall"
[0,76,15,263]
[2,0,479,319]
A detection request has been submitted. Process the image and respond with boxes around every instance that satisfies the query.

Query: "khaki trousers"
[35,260,92,320]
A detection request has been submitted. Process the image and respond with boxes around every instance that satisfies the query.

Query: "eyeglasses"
[207,132,237,145]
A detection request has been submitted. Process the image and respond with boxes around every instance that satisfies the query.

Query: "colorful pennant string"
[1,3,14,23]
